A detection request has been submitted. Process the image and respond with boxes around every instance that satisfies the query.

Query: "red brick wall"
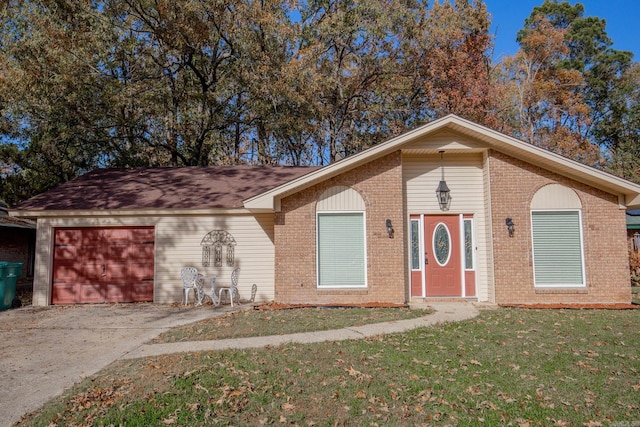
[0,228,35,279]
[489,150,631,304]
[274,151,406,305]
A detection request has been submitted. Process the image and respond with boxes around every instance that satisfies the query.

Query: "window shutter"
[318,213,365,287]
[532,211,584,286]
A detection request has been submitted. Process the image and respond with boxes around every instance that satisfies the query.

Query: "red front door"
[425,215,461,297]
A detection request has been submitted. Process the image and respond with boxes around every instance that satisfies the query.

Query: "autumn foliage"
[1,0,639,206]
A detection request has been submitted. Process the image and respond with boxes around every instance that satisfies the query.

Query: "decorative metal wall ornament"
[202,246,211,266]
[200,230,237,267]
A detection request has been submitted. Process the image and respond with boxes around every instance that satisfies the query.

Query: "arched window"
[530,184,585,287]
[316,186,367,288]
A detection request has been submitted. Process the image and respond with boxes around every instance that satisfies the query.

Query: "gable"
[244,115,640,211]
[402,130,486,154]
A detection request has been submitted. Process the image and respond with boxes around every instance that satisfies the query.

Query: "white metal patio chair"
[203,275,220,306]
[217,267,240,307]
[180,266,204,305]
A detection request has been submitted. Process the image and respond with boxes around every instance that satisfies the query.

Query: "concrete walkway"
[124,302,479,358]
[1,302,479,427]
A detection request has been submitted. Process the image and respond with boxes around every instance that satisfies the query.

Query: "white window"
[317,212,366,288]
[464,218,474,270]
[530,185,585,288]
[316,186,367,288]
[410,219,420,270]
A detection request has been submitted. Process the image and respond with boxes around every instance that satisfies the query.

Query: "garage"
[52,227,154,304]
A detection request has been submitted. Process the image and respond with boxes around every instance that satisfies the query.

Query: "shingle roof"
[13,166,319,211]
[1,199,36,228]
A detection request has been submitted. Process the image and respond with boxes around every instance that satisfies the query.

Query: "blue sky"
[484,0,640,62]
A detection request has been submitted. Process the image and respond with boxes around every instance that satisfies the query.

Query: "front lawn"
[151,306,432,343]
[19,307,639,426]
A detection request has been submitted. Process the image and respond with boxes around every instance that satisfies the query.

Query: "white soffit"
[244,115,640,210]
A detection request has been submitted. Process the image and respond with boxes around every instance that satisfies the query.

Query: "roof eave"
[9,207,255,218]
[625,194,640,210]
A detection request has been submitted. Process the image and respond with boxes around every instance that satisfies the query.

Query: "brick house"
[11,115,640,306]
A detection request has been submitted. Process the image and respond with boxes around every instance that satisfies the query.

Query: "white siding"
[403,130,486,152]
[317,186,365,211]
[531,184,582,209]
[403,152,490,302]
[32,213,275,306]
[156,213,274,303]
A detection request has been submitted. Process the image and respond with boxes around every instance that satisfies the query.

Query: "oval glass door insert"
[433,223,451,266]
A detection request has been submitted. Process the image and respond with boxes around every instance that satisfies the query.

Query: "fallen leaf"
[195,384,209,394]
[347,366,362,377]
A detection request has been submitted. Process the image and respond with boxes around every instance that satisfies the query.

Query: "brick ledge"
[534,287,588,294]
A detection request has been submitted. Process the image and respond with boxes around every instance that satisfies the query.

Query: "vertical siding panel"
[33,219,53,306]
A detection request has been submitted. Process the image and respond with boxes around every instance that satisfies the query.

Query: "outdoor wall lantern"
[505,218,515,237]
[386,219,394,238]
[634,232,640,252]
[436,150,451,211]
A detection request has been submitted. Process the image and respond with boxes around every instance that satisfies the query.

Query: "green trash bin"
[0,262,6,310]
[0,262,23,311]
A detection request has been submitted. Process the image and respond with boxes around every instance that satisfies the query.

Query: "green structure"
[0,262,23,310]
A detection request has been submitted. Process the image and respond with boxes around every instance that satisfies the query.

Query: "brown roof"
[13,166,319,211]
[1,215,36,229]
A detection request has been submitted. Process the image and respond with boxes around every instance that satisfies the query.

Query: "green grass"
[18,308,640,426]
[151,306,432,343]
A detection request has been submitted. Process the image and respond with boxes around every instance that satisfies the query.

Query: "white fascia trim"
[448,116,640,208]
[9,208,254,218]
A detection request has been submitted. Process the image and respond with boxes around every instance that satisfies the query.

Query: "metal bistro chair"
[204,275,220,307]
[218,267,240,307]
[180,266,204,305]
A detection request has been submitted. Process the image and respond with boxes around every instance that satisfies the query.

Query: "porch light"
[436,151,451,211]
[506,218,515,237]
[386,219,394,238]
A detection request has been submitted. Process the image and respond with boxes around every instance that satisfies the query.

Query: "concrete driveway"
[0,302,481,426]
[0,303,223,427]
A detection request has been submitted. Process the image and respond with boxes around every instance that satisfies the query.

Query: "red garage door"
[52,227,154,304]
